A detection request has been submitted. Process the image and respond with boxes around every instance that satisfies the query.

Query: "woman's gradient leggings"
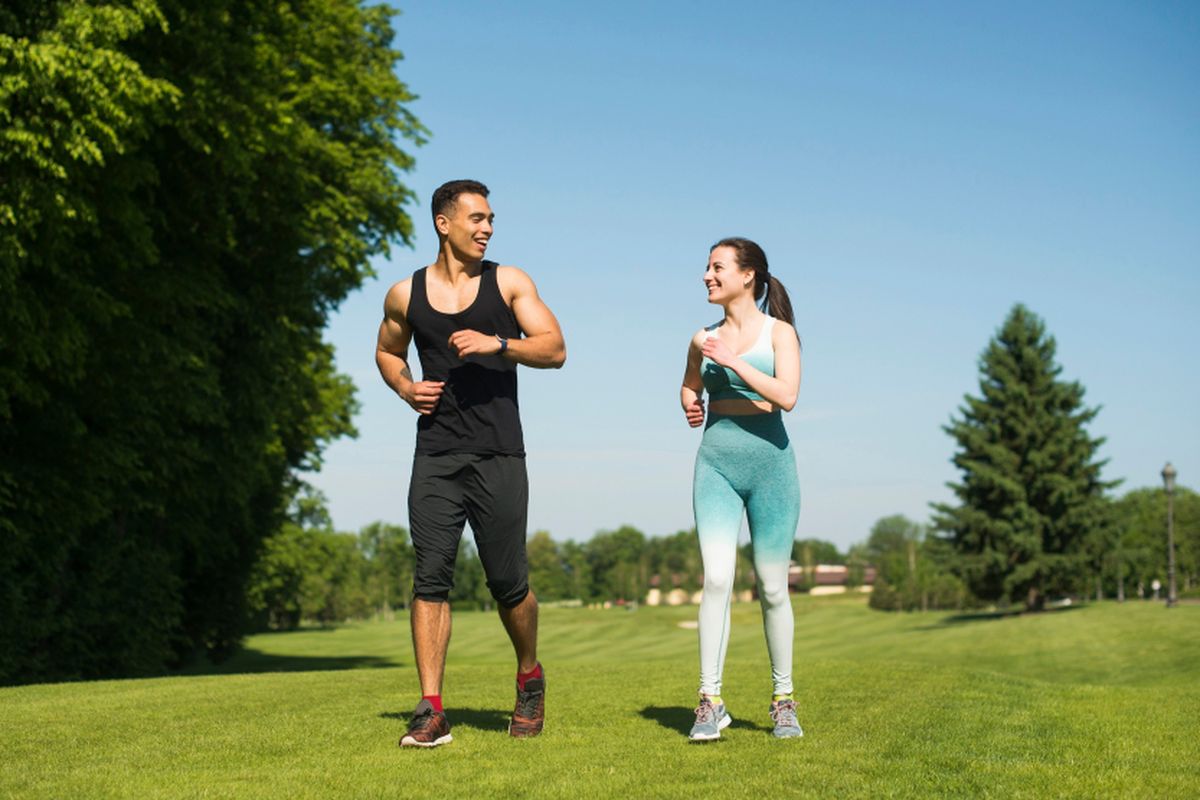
[693,411,799,698]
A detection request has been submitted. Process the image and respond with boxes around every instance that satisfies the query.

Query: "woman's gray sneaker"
[688,697,732,741]
[769,699,803,739]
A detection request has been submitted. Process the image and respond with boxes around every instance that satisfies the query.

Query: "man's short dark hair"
[431,179,489,226]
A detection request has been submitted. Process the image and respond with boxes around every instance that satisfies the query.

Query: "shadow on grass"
[639,705,772,736]
[184,652,401,676]
[379,707,510,732]
[914,602,1086,631]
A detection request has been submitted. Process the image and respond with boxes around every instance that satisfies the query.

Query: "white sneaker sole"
[689,713,732,741]
[400,733,453,748]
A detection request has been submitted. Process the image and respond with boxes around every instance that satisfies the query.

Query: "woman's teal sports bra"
[701,316,776,402]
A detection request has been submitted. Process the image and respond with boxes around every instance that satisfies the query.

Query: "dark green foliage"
[584,525,648,603]
[866,515,970,611]
[792,538,843,566]
[0,0,423,682]
[527,530,574,601]
[247,525,367,630]
[559,540,592,602]
[246,506,414,630]
[1108,486,1200,598]
[933,305,1114,611]
[449,539,491,610]
[844,543,870,589]
[358,521,415,613]
[644,529,703,594]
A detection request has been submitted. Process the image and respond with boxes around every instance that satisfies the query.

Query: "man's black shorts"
[409,453,529,608]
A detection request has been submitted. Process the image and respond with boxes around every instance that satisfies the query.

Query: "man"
[376,179,566,748]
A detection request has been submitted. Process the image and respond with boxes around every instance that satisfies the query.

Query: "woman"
[680,237,803,741]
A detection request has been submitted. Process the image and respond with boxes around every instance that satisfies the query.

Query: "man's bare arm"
[376,280,444,414]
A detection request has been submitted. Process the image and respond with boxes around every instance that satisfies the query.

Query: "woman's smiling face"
[704,245,750,305]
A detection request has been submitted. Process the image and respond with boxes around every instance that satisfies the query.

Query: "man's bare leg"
[498,590,539,673]
[411,598,452,696]
[501,590,543,736]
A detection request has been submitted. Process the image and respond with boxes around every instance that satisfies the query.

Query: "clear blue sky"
[310,1,1199,552]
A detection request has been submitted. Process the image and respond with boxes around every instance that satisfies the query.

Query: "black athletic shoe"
[400,699,453,748]
[509,668,545,738]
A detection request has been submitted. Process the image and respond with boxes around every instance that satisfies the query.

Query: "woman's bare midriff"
[709,398,774,415]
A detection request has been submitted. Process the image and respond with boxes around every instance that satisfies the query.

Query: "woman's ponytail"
[766,275,794,327]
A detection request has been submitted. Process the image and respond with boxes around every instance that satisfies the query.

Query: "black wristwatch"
[496,335,508,353]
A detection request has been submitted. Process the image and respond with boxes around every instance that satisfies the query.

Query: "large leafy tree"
[933,305,1114,611]
[0,0,423,682]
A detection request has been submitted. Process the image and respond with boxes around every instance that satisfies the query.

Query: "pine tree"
[933,305,1114,611]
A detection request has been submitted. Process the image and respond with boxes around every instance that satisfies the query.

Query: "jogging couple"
[376,180,803,747]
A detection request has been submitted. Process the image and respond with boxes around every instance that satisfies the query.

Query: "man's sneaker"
[688,697,731,741]
[509,670,545,737]
[770,698,803,739]
[400,699,452,748]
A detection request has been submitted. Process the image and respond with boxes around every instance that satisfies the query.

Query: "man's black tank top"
[407,261,524,456]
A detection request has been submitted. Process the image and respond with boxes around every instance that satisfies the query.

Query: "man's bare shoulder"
[494,264,537,301]
[383,276,414,319]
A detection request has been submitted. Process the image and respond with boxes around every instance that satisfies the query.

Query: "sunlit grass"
[4,597,1197,798]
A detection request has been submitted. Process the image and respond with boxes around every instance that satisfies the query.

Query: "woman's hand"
[684,395,706,428]
[701,335,738,368]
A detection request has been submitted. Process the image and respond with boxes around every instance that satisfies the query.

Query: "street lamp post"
[1162,462,1178,608]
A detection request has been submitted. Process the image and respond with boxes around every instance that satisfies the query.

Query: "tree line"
[248,479,1197,630]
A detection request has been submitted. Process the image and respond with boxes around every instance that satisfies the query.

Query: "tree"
[933,305,1114,611]
[246,492,370,629]
[527,531,572,601]
[450,539,492,611]
[865,515,924,609]
[358,521,414,614]
[645,529,702,594]
[1111,487,1200,597]
[585,525,647,603]
[792,538,843,566]
[845,543,869,590]
[560,540,592,603]
[866,514,967,612]
[0,0,423,683]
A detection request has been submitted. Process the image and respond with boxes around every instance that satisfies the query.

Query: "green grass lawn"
[4,596,1198,798]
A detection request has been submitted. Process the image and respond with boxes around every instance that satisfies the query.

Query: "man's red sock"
[516,663,543,691]
[421,694,443,713]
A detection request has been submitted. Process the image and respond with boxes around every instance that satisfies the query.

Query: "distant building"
[790,564,876,596]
